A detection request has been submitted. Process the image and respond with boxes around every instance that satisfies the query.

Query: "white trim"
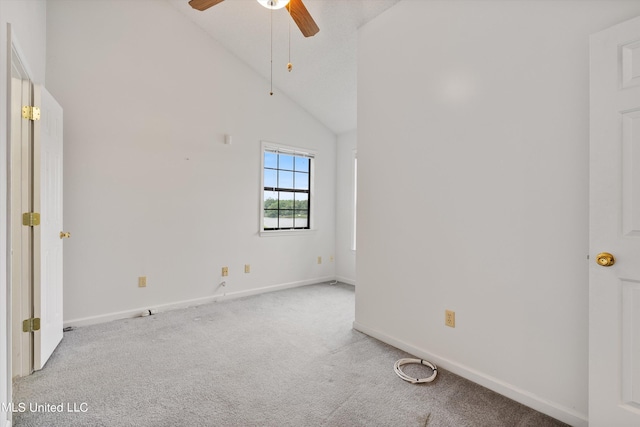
[352,321,588,427]
[259,140,316,235]
[4,25,35,427]
[64,277,334,328]
[216,277,333,301]
[335,276,356,286]
[262,140,317,158]
[3,25,12,427]
[259,229,316,237]
[7,28,33,82]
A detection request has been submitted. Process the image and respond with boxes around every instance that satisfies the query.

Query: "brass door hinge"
[22,212,41,227]
[22,105,41,121]
[23,318,41,333]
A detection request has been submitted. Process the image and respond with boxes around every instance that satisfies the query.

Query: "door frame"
[7,25,35,385]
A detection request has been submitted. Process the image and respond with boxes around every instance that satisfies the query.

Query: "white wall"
[355,1,640,425]
[0,1,47,424]
[335,130,356,284]
[46,0,336,325]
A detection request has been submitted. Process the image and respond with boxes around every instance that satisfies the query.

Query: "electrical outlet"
[445,310,455,328]
[138,276,147,288]
[244,264,251,273]
[317,256,322,264]
[222,267,229,277]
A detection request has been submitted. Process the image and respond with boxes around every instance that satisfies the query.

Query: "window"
[261,142,315,232]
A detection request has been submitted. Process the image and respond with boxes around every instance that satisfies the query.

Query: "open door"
[11,78,64,375]
[590,15,640,426]
[8,40,65,427]
[33,85,64,370]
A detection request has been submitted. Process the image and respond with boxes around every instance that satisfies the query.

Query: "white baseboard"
[64,295,218,328]
[335,276,356,286]
[64,277,334,328]
[352,321,587,427]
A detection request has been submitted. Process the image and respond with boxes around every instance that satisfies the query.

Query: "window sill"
[260,229,317,237]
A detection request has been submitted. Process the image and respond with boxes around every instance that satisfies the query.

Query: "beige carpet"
[12,283,567,426]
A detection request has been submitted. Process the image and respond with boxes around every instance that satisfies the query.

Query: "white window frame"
[260,141,316,236]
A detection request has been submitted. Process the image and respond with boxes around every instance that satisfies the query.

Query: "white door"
[590,15,640,426]
[33,85,64,370]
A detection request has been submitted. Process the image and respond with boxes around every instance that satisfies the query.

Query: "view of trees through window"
[263,198,308,217]
[263,149,311,230]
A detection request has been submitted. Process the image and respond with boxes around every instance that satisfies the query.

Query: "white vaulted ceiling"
[167,0,402,134]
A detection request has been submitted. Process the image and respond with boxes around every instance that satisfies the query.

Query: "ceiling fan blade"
[286,0,319,38]
[188,0,224,11]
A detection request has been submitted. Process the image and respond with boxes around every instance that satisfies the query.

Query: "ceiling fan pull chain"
[287,5,293,72]
[270,7,274,96]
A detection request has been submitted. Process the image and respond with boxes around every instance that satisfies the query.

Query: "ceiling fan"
[188,0,320,37]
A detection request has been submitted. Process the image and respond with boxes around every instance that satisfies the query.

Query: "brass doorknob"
[596,252,615,267]
[60,231,71,239]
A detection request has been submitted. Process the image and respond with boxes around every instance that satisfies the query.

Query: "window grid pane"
[263,152,310,230]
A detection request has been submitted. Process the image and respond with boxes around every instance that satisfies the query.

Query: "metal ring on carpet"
[394,358,437,384]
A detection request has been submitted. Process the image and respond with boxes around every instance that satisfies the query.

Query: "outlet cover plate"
[445,310,455,328]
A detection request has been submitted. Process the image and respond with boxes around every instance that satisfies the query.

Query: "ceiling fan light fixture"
[257,0,290,10]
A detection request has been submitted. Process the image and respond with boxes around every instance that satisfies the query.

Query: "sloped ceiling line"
[167,0,402,134]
